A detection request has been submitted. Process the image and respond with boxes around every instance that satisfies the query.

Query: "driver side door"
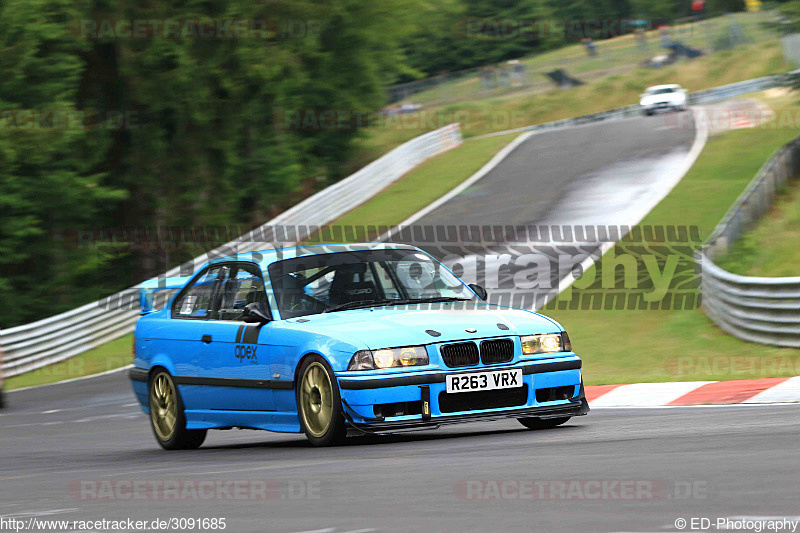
[177,262,277,412]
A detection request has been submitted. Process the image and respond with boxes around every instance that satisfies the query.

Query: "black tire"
[518,416,571,430]
[643,109,653,116]
[296,355,348,447]
[0,389,5,409]
[148,369,207,450]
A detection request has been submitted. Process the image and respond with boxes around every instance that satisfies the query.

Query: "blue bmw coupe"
[129,243,588,448]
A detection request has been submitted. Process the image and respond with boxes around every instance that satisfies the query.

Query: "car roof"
[646,84,681,91]
[203,242,422,270]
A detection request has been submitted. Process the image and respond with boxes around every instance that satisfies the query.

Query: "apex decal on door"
[235,324,261,363]
[235,344,258,363]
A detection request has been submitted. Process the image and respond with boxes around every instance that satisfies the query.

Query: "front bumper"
[345,397,589,434]
[641,101,684,112]
[337,357,587,434]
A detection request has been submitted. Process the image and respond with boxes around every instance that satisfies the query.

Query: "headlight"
[348,346,428,371]
[520,332,571,355]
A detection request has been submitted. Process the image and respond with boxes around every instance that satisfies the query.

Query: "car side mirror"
[243,302,271,324]
[468,283,488,301]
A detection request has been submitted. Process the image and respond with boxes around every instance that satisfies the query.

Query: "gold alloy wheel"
[150,373,178,441]
[300,362,333,438]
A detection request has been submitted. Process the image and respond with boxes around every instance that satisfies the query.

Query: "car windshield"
[646,87,677,95]
[267,249,475,319]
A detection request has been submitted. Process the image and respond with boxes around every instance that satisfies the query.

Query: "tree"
[0,0,424,327]
[402,0,557,76]
[0,0,126,326]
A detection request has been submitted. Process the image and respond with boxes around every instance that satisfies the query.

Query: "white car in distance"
[640,84,688,115]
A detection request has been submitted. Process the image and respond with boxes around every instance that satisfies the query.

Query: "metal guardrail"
[3,70,799,377]
[0,124,462,377]
[699,135,800,349]
[688,72,792,104]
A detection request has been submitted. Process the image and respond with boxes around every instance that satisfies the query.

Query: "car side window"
[172,266,223,319]
[216,264,267,321]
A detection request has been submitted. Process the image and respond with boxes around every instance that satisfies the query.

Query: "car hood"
[280,303,562,349]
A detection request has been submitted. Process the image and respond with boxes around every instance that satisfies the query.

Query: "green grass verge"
[348,36,790,172]
[715,94,800,277]
[403,12,776,108]
[5,334,132,391]
[544,95,800,385]
[717,182,800,276]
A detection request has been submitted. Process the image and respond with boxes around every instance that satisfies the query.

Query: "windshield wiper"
[404,296,473,304]
[322,299,395,313]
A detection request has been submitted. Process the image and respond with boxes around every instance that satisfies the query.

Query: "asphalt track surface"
[414,112,697,230]
[2,372,799,533]
[405,111,699,303]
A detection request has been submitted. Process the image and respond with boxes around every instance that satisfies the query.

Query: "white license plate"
[445,368,523,394]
